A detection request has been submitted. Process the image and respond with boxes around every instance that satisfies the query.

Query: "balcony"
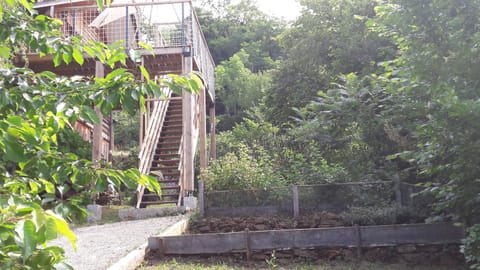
[31,0,215,98]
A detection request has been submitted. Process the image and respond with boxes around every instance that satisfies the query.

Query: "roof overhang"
[34,0,90,9]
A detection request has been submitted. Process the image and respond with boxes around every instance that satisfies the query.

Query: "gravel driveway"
[50,215,185,270]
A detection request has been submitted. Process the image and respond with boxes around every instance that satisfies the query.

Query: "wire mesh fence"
[201,181,432,220]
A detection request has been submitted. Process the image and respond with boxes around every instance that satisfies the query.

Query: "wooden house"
[26,0,216,207]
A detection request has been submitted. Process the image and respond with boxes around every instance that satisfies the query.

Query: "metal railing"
[41,0,215,93]
[51,2,189,49]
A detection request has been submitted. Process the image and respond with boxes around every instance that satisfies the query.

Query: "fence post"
[198,181,205,217]
[407,185,414,207]
[355,224,362,259]
[393,173,402,207]
[245,229,251,262]
[292,185,299,218]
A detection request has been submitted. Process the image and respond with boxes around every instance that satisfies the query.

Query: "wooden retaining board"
[148,223,465,255]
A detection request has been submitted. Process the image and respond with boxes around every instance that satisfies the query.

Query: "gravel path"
[50,215,185,270]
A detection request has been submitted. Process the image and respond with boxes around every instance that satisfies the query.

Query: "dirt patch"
[189,211,345,233]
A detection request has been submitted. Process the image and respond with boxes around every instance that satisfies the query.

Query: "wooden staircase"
[138,96,184,207]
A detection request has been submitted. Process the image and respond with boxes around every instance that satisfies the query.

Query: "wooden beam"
[209,106,216,160]
[148,223,465,255]
[182,54,194,196]
[108,113,114,162]
[92,61,104,164]
[199,86,207,170]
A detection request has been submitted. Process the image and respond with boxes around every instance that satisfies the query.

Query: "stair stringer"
[136,88,172,208]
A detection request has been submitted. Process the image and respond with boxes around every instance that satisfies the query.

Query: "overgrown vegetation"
[196,0,480,268]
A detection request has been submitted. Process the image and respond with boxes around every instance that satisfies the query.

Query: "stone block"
[86,204,102,223]
[184,196,197,210]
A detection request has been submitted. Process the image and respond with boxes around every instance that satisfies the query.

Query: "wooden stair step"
[151,165,178,170]
[151,159,180,165]
[156,172,180,177]
[155,153,179,158]
[158,136,181,141]
[155,148,179,153]
[161,129,182,134]
[161,131,182,136]
[141,192,179,197]
[162,124,182,129]
[157,180,179,185]
[155,146,180,151]
[164,120,182,125]
[141,200,178,205]
[158,186,180,191]
[155,151,179,156]
[157,141,180,147]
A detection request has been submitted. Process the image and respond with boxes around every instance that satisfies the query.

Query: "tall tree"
[370,1,480,266]
[196,0,285,71]
[215,50,271,130]
[264,0,393,126]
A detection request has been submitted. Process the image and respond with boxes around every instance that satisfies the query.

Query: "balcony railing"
[39,0,215,95]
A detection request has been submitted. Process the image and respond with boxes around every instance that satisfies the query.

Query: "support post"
[199,87,207,170]
[182,54,194,197]
[108,113,114,162]
[393,173,402,207]
[292,185,299,218]
[139,56,145,147]
[355,224,362,259]
[407,185,414,207]
[245,229,251,262]
[209,105,216,160]
[198,181,205,217]
[92,61,104,164]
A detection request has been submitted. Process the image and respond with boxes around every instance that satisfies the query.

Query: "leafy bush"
[462,225,480,270]
[201,144,285,191]
[341,205,427,226]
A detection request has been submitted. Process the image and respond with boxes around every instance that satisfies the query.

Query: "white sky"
[256,0,301,21]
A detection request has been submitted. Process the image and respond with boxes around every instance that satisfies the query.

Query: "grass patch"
[138,256,467,270]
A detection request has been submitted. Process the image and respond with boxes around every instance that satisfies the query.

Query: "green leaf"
[0,45,10,59]
[46,211,77,250]
[40,179,55,194]
[80,106,100,124]
[21,220,37,261]
[139,66,150,81]
[7,115,22,126]
[62,52,72,65]
[45,218,58,241]
[72,48,84,65]
[138,41,153,53]
[32,208,46,229]
[53,52,62,67]
[5,140,26,162]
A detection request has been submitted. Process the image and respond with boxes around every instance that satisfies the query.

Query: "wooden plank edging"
[148,223,465,255]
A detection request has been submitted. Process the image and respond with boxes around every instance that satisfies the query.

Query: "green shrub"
[340,205,427,226]
[201,144,285,191]
[462,224,480,269]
